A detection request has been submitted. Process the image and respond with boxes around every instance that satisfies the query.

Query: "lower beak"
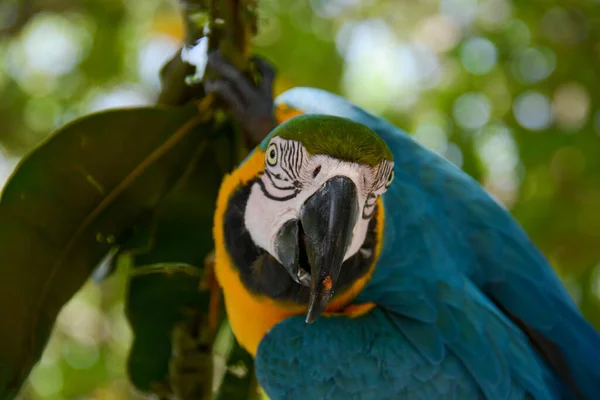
[300,176,359,323]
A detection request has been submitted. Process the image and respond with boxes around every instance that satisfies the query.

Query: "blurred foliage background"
[1,0,599,398]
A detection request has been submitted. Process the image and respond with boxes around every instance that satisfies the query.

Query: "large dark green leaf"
[131,120,240,268]
[125,264,214,397]
[0,105,210,399]
[122,119,242,397]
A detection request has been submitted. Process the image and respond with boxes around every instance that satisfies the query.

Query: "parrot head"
[219,115,394,323]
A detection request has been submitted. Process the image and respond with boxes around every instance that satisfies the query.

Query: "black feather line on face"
[366,161,393,193]
[362,193,378,219]
[257,178,300,201]
[280,143,295,181]
[293,142,302,179]
[286,141,298,180]
[264,169,297,191]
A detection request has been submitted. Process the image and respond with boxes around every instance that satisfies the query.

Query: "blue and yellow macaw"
[205,52,600,399]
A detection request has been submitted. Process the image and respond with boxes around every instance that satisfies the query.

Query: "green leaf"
[98,119,239,281]
[122,119,241,398]
[128,119,241,269]
[125,264,213,397]
[0,105,210,399]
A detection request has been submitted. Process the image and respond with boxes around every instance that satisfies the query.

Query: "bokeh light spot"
[6,40,57,96]
[411,44,442,90]
[23,97,62,132]
[476,123,519,175]
[30,363,64,397]
[414,15,461,53]
[552,82,590,131]
[138,34,180,92]
[444,142,464,168]
[437,58,465,90]
[341,19,423,112]
[310,0,361,19]
[513,91,553,131]
[108,303,133,352]
[21,13,86,76]
[62,340,100,370]
[476,122,520,205]
[477,0,512,29]
[439,0,479,26]
[0,149,18,188]
[515,47,555,84]
[460,37,497,75]
[504,19,531,50]
[335,20,355,56]
[453,92,492,130]
[56,283,110,346]
[413,122,448,154]
[87,84,151,112]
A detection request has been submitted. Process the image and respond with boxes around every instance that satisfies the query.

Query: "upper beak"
[300,176,359,323]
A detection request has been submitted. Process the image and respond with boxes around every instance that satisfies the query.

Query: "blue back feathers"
[254,88,600,400]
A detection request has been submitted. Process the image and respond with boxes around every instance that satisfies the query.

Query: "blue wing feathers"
[388,314,446,364]
[257,305,554,399]
[256,309,485,400]
[258,87,600,399]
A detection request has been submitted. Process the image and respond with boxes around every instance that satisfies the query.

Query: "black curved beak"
[273,176,359,322]
[300,176,359,323]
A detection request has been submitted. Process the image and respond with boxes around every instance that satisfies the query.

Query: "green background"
[0,0,599,398]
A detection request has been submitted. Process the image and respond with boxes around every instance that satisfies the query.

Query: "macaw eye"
[385,169,394,188]
[266,143,278,166]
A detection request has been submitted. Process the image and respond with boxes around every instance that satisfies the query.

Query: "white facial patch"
[244,136,393,265]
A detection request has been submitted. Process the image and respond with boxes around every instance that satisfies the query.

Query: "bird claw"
[205,50,278,145]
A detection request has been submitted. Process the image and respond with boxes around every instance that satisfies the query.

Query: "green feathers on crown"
[266,115,393,167]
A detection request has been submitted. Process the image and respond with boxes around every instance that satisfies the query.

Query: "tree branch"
[157,0,258,107]
[153,2,259,399]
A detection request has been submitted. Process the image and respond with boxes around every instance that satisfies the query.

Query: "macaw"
[204,52,600,399]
